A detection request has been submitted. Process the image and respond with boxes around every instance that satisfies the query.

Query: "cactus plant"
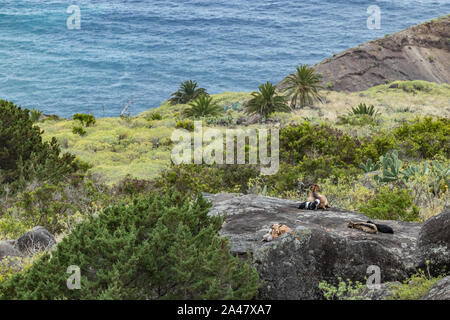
[374,150,402,182]
[401,162,429,181]
[360,158,380,173]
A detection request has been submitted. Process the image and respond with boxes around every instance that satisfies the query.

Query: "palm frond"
[169,80,208,105]
[184,94,223,118]
[244,82,290,121]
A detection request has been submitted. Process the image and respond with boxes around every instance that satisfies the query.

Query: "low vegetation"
[0,78,449,300]
[0,191,260,299]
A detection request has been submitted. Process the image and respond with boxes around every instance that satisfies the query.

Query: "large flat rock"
[205,193,422,299]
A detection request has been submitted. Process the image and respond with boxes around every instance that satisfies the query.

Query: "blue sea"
[0,0,449,117]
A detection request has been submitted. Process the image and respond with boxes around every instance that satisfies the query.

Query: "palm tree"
[184,94,223,118]
[244,82,290,121]
[169,80,208,105]
[282,64,324,109]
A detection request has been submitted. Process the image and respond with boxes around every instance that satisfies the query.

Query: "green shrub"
[387,265,444,300]
[279,122,363,180]
[148,112,163,121]
[359,186,419,221]
[0,191,260,299]
[73,113,96,127]
[0,176,111,237]
[114,174,153,196]
[0,100,87,195]
[337,114,380,126]
[360,133,396,162]
[155,164,260,195]
[203,113,234,126]
[30,109,43,123]
[175,119,195,132]
[41,115,60,122]
[393,117,449,159]
[72,126,87,136]
[318,277,368,300]
[397,80,433,93]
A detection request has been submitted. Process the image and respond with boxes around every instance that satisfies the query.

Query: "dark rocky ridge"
[278,15,450,91]
[205,193,450,299]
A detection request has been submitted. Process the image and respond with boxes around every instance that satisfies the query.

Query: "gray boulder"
[205,193,420,300]
[360,282,400,300]
[416,208,450,275]
[16,226,56,255]
[0,241,22,269]
[421,276,450,300]
[0,241,22,259]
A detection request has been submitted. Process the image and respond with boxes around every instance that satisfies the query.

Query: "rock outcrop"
[0,241,22,260]
[416,208,450,275]
[16,226,56,255]
[278,15,450,91]
[0,227,56,266]
[422,276,450,300]
[205,193,449,300]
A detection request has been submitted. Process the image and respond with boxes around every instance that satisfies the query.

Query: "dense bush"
[73,113,96,127]
[279,122,363,180]
[337,114,380,126]
[175,119,195,131]
[359,186,419,221]
[148,112,162,121]
[0,191,260,299]
[280,122,362,165]
[0,176,111,238]
[155,164,260,195]
[72,126,87,136]
[396,80,433,93]
[393,117,449,159]
[359,133,396,163]
[29,109,43,123]
[0,100,88,194]
[114,174,154,197]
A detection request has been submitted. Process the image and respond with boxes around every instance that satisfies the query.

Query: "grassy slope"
[38,80,450,185]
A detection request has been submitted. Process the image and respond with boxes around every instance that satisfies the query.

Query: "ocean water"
[0,0,449,117]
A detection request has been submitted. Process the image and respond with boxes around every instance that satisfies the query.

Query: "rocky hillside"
[205,193,450,300]
[280,15,450,91]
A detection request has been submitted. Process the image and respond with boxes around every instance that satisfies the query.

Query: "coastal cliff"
[279,15,450,91]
